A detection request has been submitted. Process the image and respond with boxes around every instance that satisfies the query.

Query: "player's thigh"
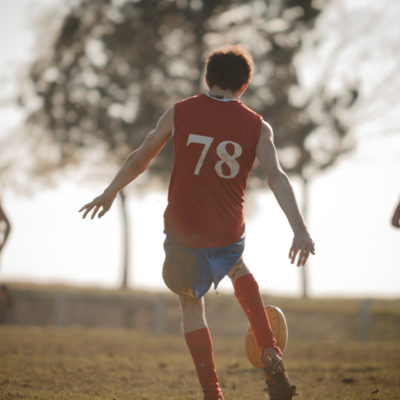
[162,236,197,299]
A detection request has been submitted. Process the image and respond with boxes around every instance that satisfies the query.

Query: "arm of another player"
[391,200,400,228]
[79,106,174,219]
[0,202,11,254]
[255,120,315,266]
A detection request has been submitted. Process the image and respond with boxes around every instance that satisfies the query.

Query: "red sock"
[184,327,223,400]
[234,274,282,355]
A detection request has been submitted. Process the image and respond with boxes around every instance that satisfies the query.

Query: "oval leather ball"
[245,305,288,369]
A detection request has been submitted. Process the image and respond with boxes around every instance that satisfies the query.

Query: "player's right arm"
[256,120,315,266]
[79,106,174,219]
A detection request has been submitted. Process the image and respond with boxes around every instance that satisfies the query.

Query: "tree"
[283,0,400,296]
[297,0,400,142]
[21,0,240,287]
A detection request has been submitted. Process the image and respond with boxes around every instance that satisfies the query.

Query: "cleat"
[263,349,296,400]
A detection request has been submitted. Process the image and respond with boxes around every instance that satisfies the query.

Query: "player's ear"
[239,82,249,94]
[205,77,210,88]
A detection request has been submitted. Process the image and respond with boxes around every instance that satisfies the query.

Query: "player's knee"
[228,258,250,281]
[179,295,206,332]
[179,295,204,322]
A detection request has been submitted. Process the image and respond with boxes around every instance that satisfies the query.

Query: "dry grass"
[1,325,399,400]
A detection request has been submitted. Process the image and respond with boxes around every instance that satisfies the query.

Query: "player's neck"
[208,86,239,100]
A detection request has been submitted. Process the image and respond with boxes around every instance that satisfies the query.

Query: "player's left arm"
[80,105,174,219]
[391,200,400,228]
[0,202,11,253]
[256,120,315,266]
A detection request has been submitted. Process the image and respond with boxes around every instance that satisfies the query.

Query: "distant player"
[80,46,315,400]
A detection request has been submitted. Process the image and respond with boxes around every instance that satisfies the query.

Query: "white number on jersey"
[186,134,214,175]
[215,141,242,179]
[186,134,242,179]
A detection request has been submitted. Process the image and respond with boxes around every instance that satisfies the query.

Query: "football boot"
[263,348,296,400]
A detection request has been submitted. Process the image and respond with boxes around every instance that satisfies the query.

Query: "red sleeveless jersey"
[164,93,262,248]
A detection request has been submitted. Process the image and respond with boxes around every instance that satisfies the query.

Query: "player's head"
[205,45,253,93]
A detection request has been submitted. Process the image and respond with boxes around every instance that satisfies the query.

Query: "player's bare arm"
[391,200,400,228]
[79,106,174,219]
[0,203,11,253]
[256,121,315,266]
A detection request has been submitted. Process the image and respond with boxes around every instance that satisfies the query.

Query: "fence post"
[358,298,371,341]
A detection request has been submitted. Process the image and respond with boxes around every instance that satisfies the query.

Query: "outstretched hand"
[79,191,116,219]
[289,231,315,267]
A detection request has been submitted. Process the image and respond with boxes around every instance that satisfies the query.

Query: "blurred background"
[0,0,399,305]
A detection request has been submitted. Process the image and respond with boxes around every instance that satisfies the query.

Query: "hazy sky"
[0,0,399,298]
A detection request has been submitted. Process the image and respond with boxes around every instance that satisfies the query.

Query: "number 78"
[186,134,242,179]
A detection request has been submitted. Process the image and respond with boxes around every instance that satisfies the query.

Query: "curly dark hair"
[205,45,254,92]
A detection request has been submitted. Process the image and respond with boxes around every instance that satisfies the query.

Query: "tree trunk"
[119,190,130,288]
[301,177,309,298]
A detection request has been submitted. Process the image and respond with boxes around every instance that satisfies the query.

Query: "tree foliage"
[22,0,354,187]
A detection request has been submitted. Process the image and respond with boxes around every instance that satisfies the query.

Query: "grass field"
[1,325,399,400]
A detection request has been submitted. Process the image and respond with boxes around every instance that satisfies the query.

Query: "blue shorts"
[162,232,245,299]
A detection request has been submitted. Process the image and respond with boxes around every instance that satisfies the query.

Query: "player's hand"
[79,190,116,219]
[289,230,315,267]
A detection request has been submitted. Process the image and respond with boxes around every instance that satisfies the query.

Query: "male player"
[80,46,315,400]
